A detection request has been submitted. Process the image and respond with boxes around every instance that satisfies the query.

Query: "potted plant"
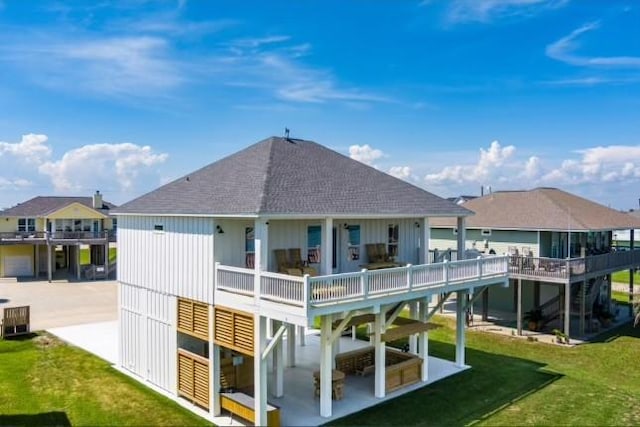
[523,308,545,331]
[552,328,570,344]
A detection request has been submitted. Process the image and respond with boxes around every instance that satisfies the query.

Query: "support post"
[297,325,306,347]
[409,302,418,353]
[580,280,586,337]
[47,239,52,282]
[287,323,296,367]
[482,287,489,321]
[322,218,333,275]
[273,323,284,397]
[455,290,467,368]
[564,281,571,339]
[253,315,268,426]
[34,245,40,277]
[516,278,522,336]
[457,216,466,260]
[630,229,635,317]
[320,315,332,417]
[420,217,430,264]
[211,298,221,417]
[419,298,429,381]
[105,242,109,279]
[254,218,269,304]
[76,245,81,280]
[374,311,386,398]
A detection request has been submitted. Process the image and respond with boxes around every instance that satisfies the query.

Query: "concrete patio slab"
[48,320,118,364]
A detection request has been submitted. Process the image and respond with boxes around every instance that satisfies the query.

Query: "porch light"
[216,225,224,234]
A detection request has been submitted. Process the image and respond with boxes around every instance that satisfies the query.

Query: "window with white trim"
[17,218,35,232]
[346,225,360,261]
[307,225,321,264]
[388,224,399,258]
[245,227,255,268]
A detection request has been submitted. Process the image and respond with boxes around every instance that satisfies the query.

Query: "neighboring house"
[114,136,509,425]
[0,191,116,280]
[613,209,640,248]
[430,187,640,338]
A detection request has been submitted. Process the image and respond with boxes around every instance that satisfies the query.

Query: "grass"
[611,270,640,284]
[0,333,209,426]
[79,247,117,265]
[331,315,640,426]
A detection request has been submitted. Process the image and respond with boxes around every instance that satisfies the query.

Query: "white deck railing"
[215,256,508,308]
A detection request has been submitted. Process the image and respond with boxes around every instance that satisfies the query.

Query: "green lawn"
[611,269,640,284]
[79,247,117,265]
[0,333,209,426]
[332,315,640,426]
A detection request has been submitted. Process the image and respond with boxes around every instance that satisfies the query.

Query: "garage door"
[3,256,33,277]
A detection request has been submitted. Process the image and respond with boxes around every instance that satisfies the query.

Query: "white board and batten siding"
[120,282,177,393]
[118,215,215,303]
[430,228,540,257]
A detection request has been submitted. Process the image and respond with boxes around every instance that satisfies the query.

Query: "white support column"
[564,281,571,338]
[457,217,466,260]
[253,314,268,426]
[297,325,306,347]
[322,218,333,275]
[287,323,296,367]
[320,315,333,418]
[211,300,221,419]
[455,290,467,368]
[331,314,340,367]
[419,297,429,381]
[254,218,269,304]
[420,217,430,264]
[409,302,418,354]
[374,311,386,398]
[516,279,523,336]
[273,324,284,398]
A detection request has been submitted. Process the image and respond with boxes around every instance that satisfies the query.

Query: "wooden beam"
[330,311,354,344]
[381,322,439,343]
[261,324,286,361]
[466,286,488,309]
[385,303,406,330]
[426,292,453,321]
[332,313,373,329]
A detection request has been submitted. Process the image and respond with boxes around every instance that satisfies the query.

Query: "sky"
[1,0,640,210]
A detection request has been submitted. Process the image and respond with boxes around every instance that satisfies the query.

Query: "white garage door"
[3,255,33,277]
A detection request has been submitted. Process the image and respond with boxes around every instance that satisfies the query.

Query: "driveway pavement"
[0,279,117,330]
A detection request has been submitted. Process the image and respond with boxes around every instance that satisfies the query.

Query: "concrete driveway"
[0,279,117,330]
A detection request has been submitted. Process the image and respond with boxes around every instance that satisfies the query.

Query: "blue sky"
[1,0,640,210]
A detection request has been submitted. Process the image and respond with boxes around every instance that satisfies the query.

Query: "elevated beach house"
[114,136,508,425]
[0,192,116,280]
[430,188,640,339]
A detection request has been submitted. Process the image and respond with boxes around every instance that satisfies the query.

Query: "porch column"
[629,229,635,317]
[455,290,467,367]
[457,217,466,260]
[564,281,571,338]
[322,217,333,275]
[47,240,52,282]
[580,280,586,337]
[253,314,268,426]
[409,302,418,354]
[34,245,40,277]
[273,322,284,398]
[374,310,386,398]
[287,323,296,367]
[481,287,489,322]
[254,218,269,304]
[104,242,109,278]
[420,217,430,264]
[211,313,221,417]
[419,298,429,382]
[297,325,306,347]
[516,279,522,336]
[76,244,81,280]
[319,315,333,417]
[331,314,340,368]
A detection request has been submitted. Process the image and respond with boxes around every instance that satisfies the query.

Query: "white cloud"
[447,0,568,23]
[231,35,291,48]
[522,156,541,179]
[0,133,52,164]
[349,144,384,166]
[39,142,168,192]
[425,140,515,184]
[0,177,31,189]
[546,22,640,68]
[389,166,413,180]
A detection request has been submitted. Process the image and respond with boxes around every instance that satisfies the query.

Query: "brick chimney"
[93,190,103,209]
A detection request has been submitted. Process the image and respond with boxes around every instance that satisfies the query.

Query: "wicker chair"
[288,248,318,277]
[274,249,302,276]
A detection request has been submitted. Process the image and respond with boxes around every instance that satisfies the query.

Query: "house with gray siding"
[114,136,509,425]
[430,188,640,339]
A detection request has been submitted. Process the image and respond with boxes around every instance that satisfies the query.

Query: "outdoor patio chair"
[1,306,30,339]
[274,249,302,276]
[288,248,318,276]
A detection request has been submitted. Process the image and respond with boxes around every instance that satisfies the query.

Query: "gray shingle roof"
[0,196,116,217]
[431,188,640,231]
[116,137,471,217]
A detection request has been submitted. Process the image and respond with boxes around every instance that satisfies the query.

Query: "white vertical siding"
[118,216,214,303]
[120,282,177,393]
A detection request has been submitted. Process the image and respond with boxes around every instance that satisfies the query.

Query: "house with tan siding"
[430,188,640,339]
[0,192,116,280]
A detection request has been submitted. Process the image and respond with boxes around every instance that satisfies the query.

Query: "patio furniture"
[362,243,400,270]
[288,248,318,277]
[274,249,302,276]
[220,391,281,427]
[1,306,30,339]
[313,369,345,400]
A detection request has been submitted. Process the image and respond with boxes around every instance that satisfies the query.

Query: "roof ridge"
[537,188,590,230]
[257,137,277,214]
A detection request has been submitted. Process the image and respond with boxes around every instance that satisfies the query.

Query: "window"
[388,224,399,258]
[307,225,321,264]
[112,218,118,232]
[17,218,35,232]
[346,225,360,261]
[154,224,164,232]
[245,227,255,268]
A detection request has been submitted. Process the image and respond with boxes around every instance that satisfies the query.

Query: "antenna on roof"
[284,127,290,139]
